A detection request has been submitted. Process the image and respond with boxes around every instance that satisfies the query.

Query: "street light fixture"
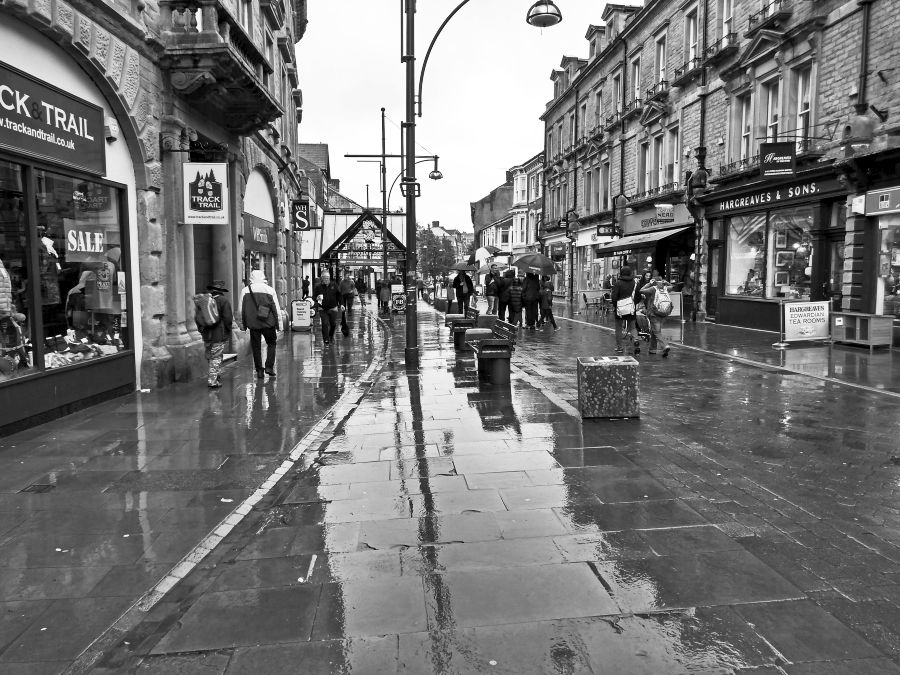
[402,0,562,366]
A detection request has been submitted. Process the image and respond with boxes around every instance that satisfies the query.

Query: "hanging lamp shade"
[525,0,562,28]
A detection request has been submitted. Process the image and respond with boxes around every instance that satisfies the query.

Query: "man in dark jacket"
[507,274,524,327]
[313,272,342,345]
[497,269,514,321]
[200,280,233,388]
[610,265,640,354]
[452,270,474,312]
[301,276,310,299]
[522,272,541,330]
[355,276,367,305]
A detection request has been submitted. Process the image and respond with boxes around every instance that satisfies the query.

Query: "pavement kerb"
[62,309,394,675]
[559,314,900,401]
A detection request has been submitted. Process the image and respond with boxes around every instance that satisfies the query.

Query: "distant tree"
[417,229,456,280]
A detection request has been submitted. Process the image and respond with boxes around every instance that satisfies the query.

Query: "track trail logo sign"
[184,162,228,224]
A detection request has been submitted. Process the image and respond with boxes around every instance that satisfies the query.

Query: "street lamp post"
[401,0,562,367]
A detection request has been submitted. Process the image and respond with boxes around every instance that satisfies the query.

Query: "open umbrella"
[475,245,501,261]
[512,253,556,276]
[450,260,478,272]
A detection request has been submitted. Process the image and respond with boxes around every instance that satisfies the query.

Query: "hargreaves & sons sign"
[0,61,105,175]
[708,177,843,216]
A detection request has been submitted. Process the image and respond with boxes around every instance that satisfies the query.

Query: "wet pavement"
[1,298,900,673]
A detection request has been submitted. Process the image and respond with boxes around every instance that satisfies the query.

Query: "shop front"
[0,28,139,432]
[594,204,695,291]
[700,172,847,331]
[241,169,278,286]
[863,186,900,345]
[546,239,569,297]
[573,227,613,293]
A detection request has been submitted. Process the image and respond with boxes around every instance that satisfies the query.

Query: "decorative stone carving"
[75,13,92,52]
[108,39,127,86]
[92,27,111,68]
[52,0,74,35]
[28,0,52,24]
[122,49,141,107]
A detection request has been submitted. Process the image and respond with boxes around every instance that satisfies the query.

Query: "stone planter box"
[577,356,640,418]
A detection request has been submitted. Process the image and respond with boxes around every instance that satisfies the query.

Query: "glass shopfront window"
[877,216,900,319]
[0,160,129,382]
[726,206,814,299]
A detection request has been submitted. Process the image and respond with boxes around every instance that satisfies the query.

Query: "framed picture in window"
[775,232,787,249]
[775,251,794,267]
[775,271,790,286]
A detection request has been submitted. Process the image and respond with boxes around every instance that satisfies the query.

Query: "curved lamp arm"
[417,0,473,117]
[387,156,440,209]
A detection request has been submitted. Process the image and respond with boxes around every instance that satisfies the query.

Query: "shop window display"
[726,207,814,299]
[34,170,128,371]
[0,162,31,380]
[878,217,900,319]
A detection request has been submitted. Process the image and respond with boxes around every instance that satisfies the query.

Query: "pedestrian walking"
[198,279,233,388]
[538,275,558,330]
[301,275,310,300]
[417,277,425,300]
[238,269,282,378]
[355,276,367,304]
[452,270,474,312]
[610,265,640,355]
[522,272,541,330]
[379,278,392,314]
[497,269,514,321]
[484,265,501,315]
[339,272,355,313]
[313,272,342,344]
[639,271,674,357]
[507,274,523,327]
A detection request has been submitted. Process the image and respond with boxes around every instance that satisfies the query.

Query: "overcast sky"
[295,1,637,232]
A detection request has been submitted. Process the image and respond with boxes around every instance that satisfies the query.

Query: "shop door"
[823,234,845,312]
[707,243,723,317]
[194,224,213,294]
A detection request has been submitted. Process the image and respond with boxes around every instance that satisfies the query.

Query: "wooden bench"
[447,307,480,349]
[466,319,516,384]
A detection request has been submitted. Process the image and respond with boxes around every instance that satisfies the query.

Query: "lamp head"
[428,170,443,180]
[526,0,562,28]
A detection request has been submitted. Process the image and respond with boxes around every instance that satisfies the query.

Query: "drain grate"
[19,483,55,493]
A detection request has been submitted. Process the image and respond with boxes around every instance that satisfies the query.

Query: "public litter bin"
[577,356,639,418]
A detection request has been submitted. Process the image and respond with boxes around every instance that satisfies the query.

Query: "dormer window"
[589,40,596,58]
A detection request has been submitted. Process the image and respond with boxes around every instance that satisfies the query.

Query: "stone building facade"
[0,0,309,430]
[541,0,900,341]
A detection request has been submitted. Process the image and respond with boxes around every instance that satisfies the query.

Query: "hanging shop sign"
[864,186,900,216]
[183,162,228,224]
[623,203,691,235]
[243,212,277,255]
[760,142,796,179]
[0,61,106,175]
[291,196,314,231]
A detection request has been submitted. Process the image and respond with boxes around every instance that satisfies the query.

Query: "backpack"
[193,293,220,327]
[652,286,674,317]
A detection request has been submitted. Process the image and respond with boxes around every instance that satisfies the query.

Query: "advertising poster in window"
[783,301,830,342]
[183,162,228,224]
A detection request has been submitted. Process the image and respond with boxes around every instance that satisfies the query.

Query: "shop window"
[0,162,30,381]
[878,216,900,318]
[726,213,767,296]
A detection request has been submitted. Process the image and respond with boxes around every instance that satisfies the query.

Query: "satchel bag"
[615,296,635,317]
[246,283,274,325]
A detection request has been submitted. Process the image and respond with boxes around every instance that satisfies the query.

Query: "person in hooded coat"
[497,269,514,321]
[522,272,541,330]
[238,269,282,378]
[610,265,640,354]
[507,274,524,327]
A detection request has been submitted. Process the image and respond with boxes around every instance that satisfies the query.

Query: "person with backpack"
[610,265,640,355]
[522,272,541,330]
[538,275,559,330]
[452,270,474,312]
[197,280,233,388]
[238,269,282,378]
[639,271,674,357]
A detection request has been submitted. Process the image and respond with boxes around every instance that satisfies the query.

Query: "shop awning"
[594,225,692,254]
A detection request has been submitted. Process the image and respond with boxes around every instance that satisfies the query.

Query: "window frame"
[654,33,667,83]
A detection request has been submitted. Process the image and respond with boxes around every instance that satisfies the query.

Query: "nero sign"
[183,162,229,224]
[0,61,105,175]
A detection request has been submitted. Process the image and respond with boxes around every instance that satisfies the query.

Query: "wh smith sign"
[0,61,105,175]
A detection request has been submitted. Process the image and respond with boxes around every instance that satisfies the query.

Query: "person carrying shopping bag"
[610,265,640,355]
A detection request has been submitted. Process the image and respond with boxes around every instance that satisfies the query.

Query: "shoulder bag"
[246,282,273,323]
[615,282,636,317]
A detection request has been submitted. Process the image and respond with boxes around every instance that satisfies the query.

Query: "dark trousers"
[524,301,539,327]
[249,327,277,372]
[497,300,508,322]
[341,293,354,311]
[321,308,339,340]
[539,306,557,328]
[456,292,471,311]
[508,307,522,326]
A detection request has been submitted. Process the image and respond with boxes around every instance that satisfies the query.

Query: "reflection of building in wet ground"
[3,303,900,672]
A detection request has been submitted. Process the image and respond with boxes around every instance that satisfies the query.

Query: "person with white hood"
[238,269,282,379]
